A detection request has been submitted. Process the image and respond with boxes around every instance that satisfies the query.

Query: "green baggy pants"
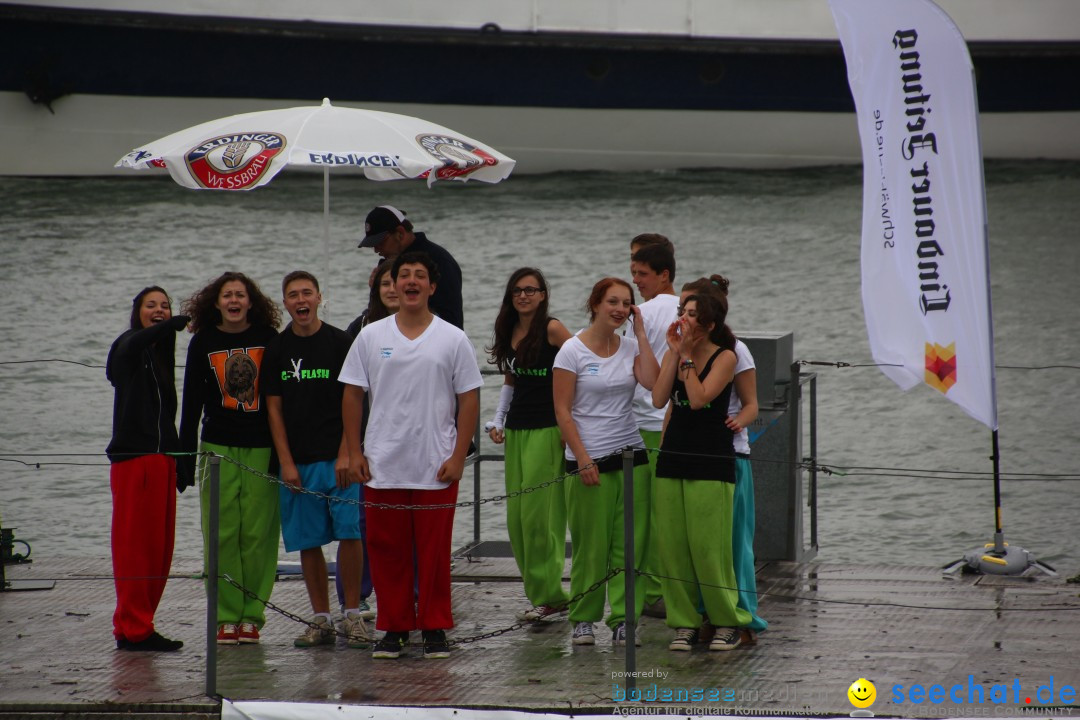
[565,463,650,629]
[654,475,751,630]
[505,426,570,608]
[199,442,280,627]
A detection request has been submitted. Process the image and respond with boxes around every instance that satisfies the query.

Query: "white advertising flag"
[829,0,998,430]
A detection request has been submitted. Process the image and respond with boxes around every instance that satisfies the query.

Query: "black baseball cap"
[358,205,406,248]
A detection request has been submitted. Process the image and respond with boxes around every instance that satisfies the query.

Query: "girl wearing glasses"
[652,287,752,653]
[552,277,659,647]
[487,268,573,622]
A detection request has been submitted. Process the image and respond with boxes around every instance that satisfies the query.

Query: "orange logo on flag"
[925,342,957,393]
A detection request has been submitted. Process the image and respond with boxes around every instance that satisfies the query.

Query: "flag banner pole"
[829,0,1052,576]
[829,0,997,430]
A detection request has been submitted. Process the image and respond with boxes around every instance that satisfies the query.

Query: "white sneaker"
[343,611,372,649]
[294,616,334,648]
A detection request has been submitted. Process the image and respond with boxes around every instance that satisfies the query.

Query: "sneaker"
[571,621,595,646]
[372,630,409,659]
[709,626,743,651]
[422,629,451,659]
[216,623,240,645]
[642,597,667,618]
[668,627,698,652]
[343,612,372,649]
[119,631,184,652]
[294,616,335,648]
[612,622,642,647]
[515,604,567,622]
[358,599,376,620]
[237,622,260,644]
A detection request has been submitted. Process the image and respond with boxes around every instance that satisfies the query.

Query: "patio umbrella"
[115,97,515,314]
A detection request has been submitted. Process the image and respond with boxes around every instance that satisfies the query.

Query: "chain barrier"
[212,452,594,510]
[222,568,622,646]
[4,447,1080,482]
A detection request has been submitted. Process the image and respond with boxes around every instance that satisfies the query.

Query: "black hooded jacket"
[105,316,188,463]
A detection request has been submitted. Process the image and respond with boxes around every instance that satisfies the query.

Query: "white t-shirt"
[629,293,679,432]
[338,315,483,489]
[730,339,755,455]
[553,334,644,462]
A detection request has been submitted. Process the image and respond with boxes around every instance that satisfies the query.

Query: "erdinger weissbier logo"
[925,342,957,393]
[185,133,286,190]
[416,134,497,180]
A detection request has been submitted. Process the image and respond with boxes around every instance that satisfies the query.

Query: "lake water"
[1,161,1077,572]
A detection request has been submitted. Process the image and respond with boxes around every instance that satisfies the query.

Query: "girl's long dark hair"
[366,257,397,326]
[487,267,552,373]
[128,285,176,387]
[181,271,281,333]
[130,286,170,330]
[683,290,736,353]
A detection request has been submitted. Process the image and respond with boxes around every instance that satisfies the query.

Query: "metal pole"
[809,373,818,551]
[473,400,482,547]
[788,363,802,561]
[322,166,331,322]
[205,454,220,698]
[621,447,636,685]
[991,429,1005,553]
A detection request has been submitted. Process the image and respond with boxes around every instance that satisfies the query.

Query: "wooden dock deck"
[1,555,1077,719]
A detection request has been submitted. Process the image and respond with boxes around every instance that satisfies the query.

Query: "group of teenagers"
[104,204,766,660]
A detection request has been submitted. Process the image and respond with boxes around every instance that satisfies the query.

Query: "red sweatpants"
[365,483,457,632]
[110,454,177,643]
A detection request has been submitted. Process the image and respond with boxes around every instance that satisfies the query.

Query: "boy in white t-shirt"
[339,252,482,660]
[629,240,680,617]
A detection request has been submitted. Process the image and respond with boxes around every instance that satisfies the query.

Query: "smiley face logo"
[848,678,877,709]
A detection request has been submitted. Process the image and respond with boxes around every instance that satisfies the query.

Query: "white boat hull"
[4,91,1079,176]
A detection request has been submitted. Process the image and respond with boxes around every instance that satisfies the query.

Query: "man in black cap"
[358,205,464,329]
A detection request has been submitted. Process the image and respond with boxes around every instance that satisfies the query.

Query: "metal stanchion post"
[474,407,482,547]
[205,454,220,698]
[622,447,636,685]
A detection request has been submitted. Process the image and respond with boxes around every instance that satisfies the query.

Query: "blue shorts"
[279,459,361,552]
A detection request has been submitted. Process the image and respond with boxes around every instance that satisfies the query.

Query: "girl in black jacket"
[106,286,189,652]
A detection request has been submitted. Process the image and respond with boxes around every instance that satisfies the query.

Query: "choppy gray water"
[1,162,1077,570]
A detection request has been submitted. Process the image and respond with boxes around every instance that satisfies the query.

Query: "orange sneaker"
[238,622,260,644]
[216,623,240,645]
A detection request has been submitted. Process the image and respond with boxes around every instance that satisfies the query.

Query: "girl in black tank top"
[655,347,736,481]
[650,289,756,649]
[485,268,574,619]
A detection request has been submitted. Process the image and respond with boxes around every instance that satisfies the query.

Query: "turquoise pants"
[199,442,279,627]
[733,457,767,631]
[565,463,650,629]
[505,426,570,608]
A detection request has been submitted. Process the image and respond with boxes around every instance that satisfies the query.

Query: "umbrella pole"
[323,166,331,321]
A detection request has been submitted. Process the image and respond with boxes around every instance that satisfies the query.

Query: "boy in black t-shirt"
[264,271,371,649]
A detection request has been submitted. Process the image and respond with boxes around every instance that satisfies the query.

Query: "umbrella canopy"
[115,98,515,188]
[114,98,514,321]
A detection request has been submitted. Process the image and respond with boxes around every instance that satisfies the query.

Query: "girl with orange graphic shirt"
[179,272,281,645]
